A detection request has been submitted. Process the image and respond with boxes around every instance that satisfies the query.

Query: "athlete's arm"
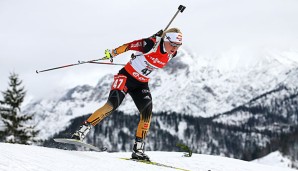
[110,38,154,56]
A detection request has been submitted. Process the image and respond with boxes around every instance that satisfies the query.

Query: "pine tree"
[177,143,192,157]
[0,73,38,144]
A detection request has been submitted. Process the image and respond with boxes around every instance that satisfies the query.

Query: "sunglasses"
[165,36,182,47]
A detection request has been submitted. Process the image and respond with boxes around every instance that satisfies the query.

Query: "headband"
[164,32,182,44]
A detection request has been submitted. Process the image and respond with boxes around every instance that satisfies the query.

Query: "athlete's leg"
[130,86,153,140]
[72,74,128,140]
[87,74,128,126]
[87,89,126,126]
[130,85,152,160]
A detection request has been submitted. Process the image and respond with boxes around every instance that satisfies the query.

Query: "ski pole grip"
[163,5,186,31]
[178,5,186,13]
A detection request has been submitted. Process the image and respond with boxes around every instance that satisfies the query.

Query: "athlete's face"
[164,41,181,54]
[164,39,182,55]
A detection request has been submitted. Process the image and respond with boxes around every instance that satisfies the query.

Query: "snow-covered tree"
[0,73,38,144]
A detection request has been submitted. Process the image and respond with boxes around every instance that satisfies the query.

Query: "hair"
[162,28,182,38]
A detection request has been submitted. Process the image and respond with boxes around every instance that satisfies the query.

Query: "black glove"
[151,29,163,38]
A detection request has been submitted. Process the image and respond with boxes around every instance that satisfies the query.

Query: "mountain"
[23,47,298,168]
[0,142,295,171]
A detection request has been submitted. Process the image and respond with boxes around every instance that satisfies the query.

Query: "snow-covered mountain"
[0,142,295,171]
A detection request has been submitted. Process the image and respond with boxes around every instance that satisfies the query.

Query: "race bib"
[111,75,127,91]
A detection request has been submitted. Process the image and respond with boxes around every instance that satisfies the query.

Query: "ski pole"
[35,58,121,74]
[87,61,125,66]
[36,62,83,74]
[164,5,186,31]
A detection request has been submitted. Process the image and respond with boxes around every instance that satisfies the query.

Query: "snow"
[0,143,295,171]
[0,143,293,171]
[214,111,253,126]
[253,151,293,169]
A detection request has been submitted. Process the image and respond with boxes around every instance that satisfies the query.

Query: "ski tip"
[53,138,81,143]
[53,138,108,152]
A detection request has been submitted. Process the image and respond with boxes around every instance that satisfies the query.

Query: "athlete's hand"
[102,49,114,62]
[151,29,163,38]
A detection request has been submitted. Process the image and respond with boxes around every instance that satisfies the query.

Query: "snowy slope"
[0,143,295,171]
[253,151,293,169]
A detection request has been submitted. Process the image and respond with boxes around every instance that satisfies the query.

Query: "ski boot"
[131,138,150,161]
[71,121,92,141]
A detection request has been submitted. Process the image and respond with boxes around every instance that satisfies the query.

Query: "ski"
[119,158,190,171]
[53,138,107,152]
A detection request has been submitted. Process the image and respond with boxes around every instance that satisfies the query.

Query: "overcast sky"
[1,0,298,103]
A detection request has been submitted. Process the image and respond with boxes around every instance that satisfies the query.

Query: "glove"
[102,49,114,62]
[151,29,163,38]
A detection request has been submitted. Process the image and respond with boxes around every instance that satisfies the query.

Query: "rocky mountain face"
[25,48,298,168]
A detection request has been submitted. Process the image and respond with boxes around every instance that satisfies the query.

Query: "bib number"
[141,68,152,76]
[111,75,127,91]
